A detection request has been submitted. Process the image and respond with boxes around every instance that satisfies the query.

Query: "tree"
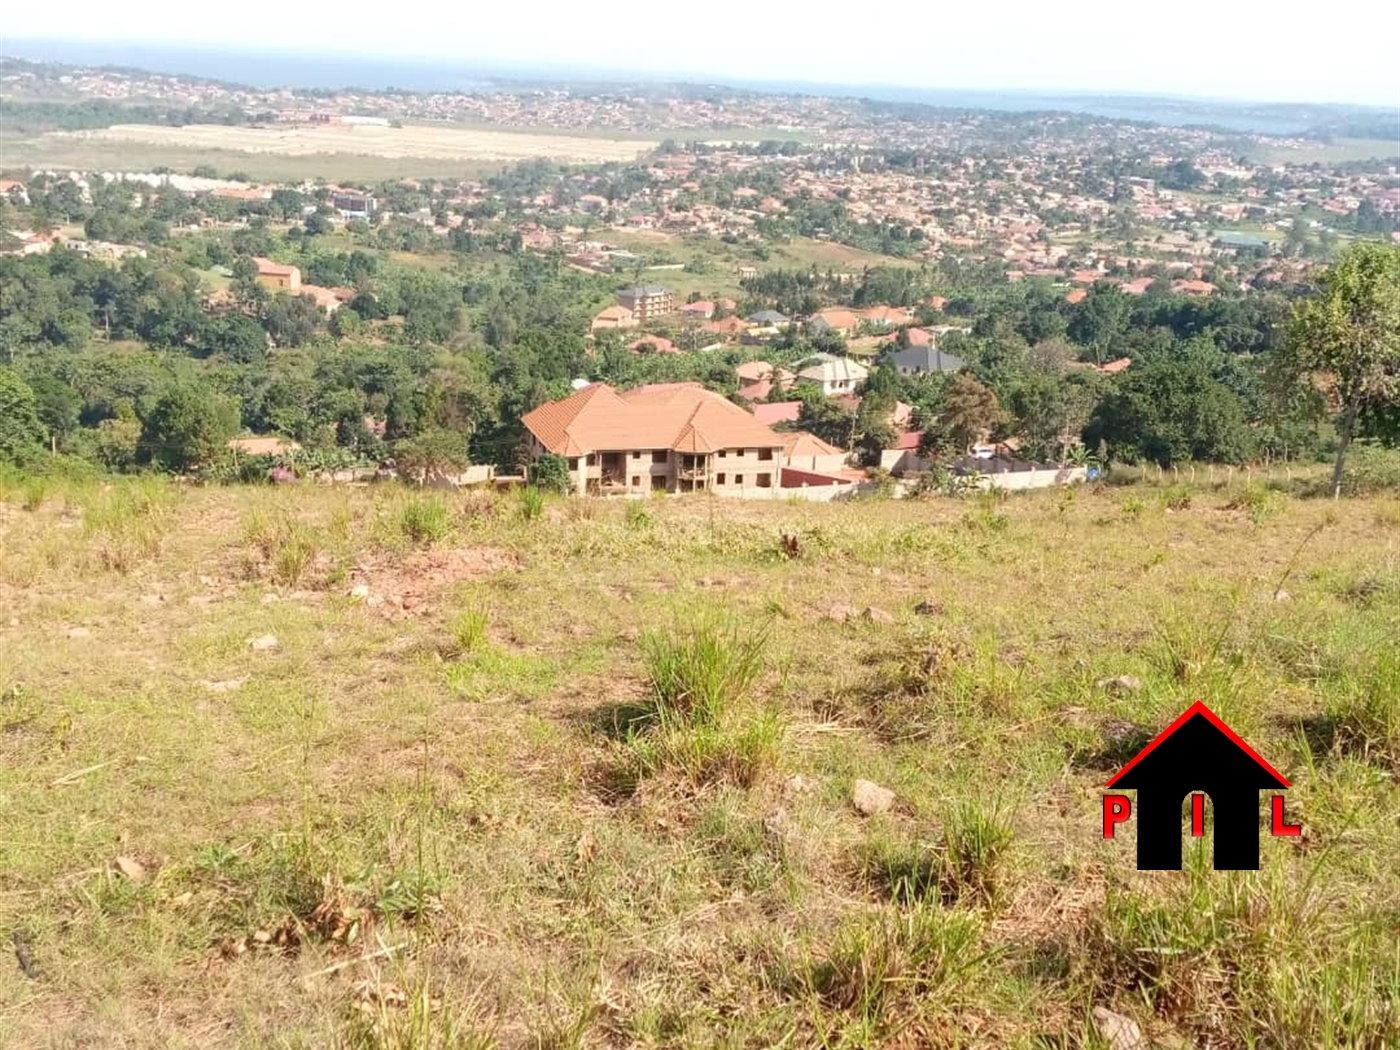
[1083,349,1256,466]
[393,428,470,484]
[139,384,239,473]
[530,452,572,494]
[0,368,45,465]
[1280,242,1400,497]
[939,374,1005,453]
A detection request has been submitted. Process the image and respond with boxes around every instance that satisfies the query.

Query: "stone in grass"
[826,604,859,623]
[248,634,279,652]
[1096,675,1143,695]
[862,606,896,625]
[852,779,895,816]
[1092,1006,1146,1050]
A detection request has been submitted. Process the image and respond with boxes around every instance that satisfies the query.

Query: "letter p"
[1103,794,1132,838]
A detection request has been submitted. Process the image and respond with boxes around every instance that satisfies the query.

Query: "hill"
[1,478,1397,1048]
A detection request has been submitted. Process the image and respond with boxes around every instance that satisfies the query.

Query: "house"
[628,335,681,355]
[228,436,299,457]
[681,300,716,320]
[752,401,803,427]
[617,285,675,323]
[0,180,30,206]
[859,305,912,329]
[808,308,861,337]
[577,194,608,213]
[254,257,301,292]
[300,284,349,314]
[1065,288,1089,304]
[3,230,53,256]
[879,429,928,475]
[889,346,965,376]
[702,316,749,340]
[737,265,758,281]
[735,361,796,402]
[1173,279,1217,296]
[779,431,848,473]
[746,309,788,326]
[590,305,637,331]
[796,354,869,396]
[331,192,376,221]
[1119,277,1155,295]
[521,382,785,496]
[1106,701,1290,871]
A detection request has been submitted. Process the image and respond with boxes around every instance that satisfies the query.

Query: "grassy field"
[598,230,920,302]
[0,476,1397,1049]
[1241,137,1400,165]
[0,132,509,183]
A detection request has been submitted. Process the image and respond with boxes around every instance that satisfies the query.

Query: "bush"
[243,507,326,587]
[515,486,545,522]
[641,609,769,728]
[530,453,571,495]
[394,497,452,546]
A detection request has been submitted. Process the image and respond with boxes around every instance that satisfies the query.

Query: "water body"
[4,40,1394,137]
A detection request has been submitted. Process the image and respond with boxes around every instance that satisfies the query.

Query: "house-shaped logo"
[1102,702,1299,870]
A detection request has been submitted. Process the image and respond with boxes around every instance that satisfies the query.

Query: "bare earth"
[48,123,661,163]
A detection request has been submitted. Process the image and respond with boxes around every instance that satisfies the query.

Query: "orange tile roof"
[253,257,299,277]
[779,431,845,458]
[523,383,783,456]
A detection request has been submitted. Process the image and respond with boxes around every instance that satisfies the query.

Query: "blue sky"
[5,0,1399,106]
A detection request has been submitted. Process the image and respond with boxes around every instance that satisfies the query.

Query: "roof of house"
[682,300,715,314]
[797,355,869,383]
[890,346,965,373]
[779,431,845,458]
[860,305,910,324]
[253,257,299,277]
[747,310,788,324]
[811,308,861,331]
[618,285,671,297]
[628,335,680,355]
[228,436,298,456]
[751,401,803,426]
[594,305,635,321]
[522,382,784,456]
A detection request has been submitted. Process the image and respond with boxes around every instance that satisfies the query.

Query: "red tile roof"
[523,383,783,456]
[751,401,803,426]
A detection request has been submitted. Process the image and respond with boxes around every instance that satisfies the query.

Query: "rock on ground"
[1092,1006,1146,1050]
[852,778,895,816]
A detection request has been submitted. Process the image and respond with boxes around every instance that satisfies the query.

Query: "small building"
[889,346,965,376]
[808,308,861,337]
[795,354,869,396]
[746,309,789,326]
[332,192,376,221]
[253,257,301,292]
[590,305,637,331]
[616,285,675,323]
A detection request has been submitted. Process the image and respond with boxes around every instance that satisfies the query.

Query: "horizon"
[4,9,1399,112]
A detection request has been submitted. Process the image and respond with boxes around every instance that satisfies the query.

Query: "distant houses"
[253,257,301,292]
[795,353,869,395]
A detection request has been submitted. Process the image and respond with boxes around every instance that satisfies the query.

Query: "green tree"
[0,367,45,465]
[140,384,239,473]
[530,452,572,494]
[1280,242,1400,497]
[939,373,1005,453]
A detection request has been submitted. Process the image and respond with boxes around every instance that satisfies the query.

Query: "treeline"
[0,99,248,135]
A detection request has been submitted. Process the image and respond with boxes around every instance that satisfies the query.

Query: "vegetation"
[2,478,1398,1047]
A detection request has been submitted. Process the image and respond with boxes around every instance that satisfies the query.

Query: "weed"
[1324,654,1400,769]
[339,980,497,1050]
[395,497,453,546]
[640,608,769,728]
[796,904,988,1038]
[941,798,1014,907]
[515,486,546,522]
[447,610,489,657]
[82,477,176,572]
[623,500,653,529]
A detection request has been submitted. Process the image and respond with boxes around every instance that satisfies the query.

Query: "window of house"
[758,448,774,461]
[718,449,727,458]
[568,457,579,470]
[651,475,667,491]
[651,450,668,463]
[716,473,727,485]
[757,473,772,488]
[632,476,640,487]
[735,474,744,486]
[586,453,596,466]
[632,451,641,459]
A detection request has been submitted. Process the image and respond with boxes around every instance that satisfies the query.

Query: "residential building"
[889,346,965,375]
[521,382,784,496]
[795,353,869,395]
[808,308,861,337]
[616,285,675,322]
[253,257,302,292]
[590,305,637,331]
[332,191,376,221]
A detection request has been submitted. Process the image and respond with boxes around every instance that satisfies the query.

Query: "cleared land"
[47,122,662,164]
[1241,137,1400,165]
[0,478,1397,1049]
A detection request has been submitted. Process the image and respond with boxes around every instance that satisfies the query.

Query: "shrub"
[641,609,769,728]
[449,610,489,657]
[515,486,545,523]
[530,453,572,495]
[396,497,452,546]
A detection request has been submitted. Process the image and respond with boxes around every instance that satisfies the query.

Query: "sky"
[4,0,1400,107]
